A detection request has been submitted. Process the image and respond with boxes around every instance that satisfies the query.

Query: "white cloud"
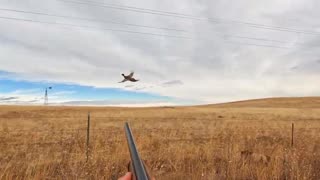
[0,0,320,104]
[162,80,183,87]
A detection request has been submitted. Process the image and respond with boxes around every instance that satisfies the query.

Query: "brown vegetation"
[0,97,319,179]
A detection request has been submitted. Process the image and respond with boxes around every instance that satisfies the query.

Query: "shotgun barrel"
[124,122,150,180]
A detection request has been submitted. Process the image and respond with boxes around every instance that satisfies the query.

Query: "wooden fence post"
[86,112,91,162]
[291,123,294,148]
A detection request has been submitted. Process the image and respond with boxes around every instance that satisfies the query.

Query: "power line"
[0,16,291,49]
[0,8,295,44]
[75,0,320,35]
[0,8,186,32]
[72,0,195,17]
[57,0,320,36]
[222,34,288,44]
[0,16,191,39]
[224,41,290,49]
[56,0,219,21]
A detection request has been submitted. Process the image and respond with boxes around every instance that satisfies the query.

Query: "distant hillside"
[205,97,320,108]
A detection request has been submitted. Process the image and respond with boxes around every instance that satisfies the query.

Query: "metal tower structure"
[44,87,52,105]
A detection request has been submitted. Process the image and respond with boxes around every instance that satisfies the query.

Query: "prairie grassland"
[0,97,319,180]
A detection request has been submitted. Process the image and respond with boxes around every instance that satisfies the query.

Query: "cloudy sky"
[0,0,319,106]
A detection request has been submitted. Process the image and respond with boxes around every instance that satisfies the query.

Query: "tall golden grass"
[0,97,319,179]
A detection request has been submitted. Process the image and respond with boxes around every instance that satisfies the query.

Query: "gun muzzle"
[124,122,150,180]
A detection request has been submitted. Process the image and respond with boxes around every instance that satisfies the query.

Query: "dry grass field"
[0,97,319,180]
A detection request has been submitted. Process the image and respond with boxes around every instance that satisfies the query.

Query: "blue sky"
[0,71,178,106]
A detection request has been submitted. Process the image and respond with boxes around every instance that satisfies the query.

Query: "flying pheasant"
[119,72,139,83]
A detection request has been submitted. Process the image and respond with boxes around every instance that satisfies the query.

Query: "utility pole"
[44,87,52,105]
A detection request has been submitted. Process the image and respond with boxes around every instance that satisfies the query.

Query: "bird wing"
[118,79,128,83]
[128,71,134,78]
[130,78,139,82]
